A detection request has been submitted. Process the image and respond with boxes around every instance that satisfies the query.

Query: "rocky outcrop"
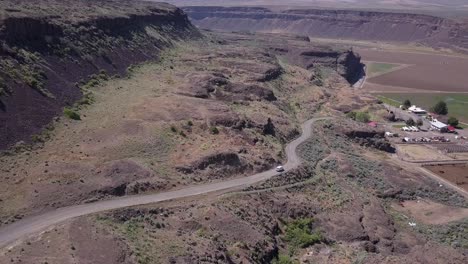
[257,66,283,82]
[223,83,277,101]
[194,152,244,171]
[262,118,276,136]
[344,129,395,153]
[183,6,468,52]
[0,0,201,150]
[273,47,365,85]
[176,152,250,178]
[337,50,366,84]
[2,17,63,47]
[179,73,229,98]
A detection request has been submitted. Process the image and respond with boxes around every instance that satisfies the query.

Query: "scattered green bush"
[64,108,81,120]
[170,125,177,133]
[416,219,468,249]
[0,77,7,96]
[31,134,45,143]
[187,120,193,126]
[311,67,324,87]
[346,111,357,120]
[355,112,370,123]
[347,111,370,123]
[83,78,100,89]
[210,126,219,135]
[26,77,41,89]
[297,136,329,167]
[77,92,95,107]
[81,71,109,90]
[448,117,459,127]
[272,255,299,264]
[98,69,109,81]
[403,99,412,109]
[406,118,415,126]
[416,119,424,127]
[284,218,323,250]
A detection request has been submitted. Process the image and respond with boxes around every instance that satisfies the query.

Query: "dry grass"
[0,33,347,220]
[397,144,452,161]
[392,199,468,225]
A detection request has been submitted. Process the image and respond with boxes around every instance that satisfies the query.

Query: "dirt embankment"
[0,0,200,150]
[183,6,468,52]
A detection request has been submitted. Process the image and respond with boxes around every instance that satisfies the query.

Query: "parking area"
[380,103,468,139]
[374,108,468,163]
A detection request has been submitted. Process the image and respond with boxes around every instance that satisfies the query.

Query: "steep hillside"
[183,7,468,52]
[0,0,200,150]
[0,31,366,225]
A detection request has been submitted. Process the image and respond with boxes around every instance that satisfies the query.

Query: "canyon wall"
[183,6,468,52]
[0,0,200,150]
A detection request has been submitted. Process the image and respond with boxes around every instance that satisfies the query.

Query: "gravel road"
[0,117,330,249]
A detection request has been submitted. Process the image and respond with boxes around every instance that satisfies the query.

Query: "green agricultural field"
[366,62,402,77]
[376,95,401,107]
[376,93,468,123]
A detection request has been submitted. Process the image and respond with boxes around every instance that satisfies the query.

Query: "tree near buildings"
[432,101,448,115]
[402,99,412,109]
[448,117,459,127]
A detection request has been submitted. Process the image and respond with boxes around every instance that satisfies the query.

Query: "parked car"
[276,166,285,172]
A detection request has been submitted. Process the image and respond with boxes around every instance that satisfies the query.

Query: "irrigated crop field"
[376,93,468,122]
[425,164,468,192]
[357,47,468,122]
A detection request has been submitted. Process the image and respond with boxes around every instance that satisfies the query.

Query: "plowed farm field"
[425,164,468,192]
[358,48,468,92]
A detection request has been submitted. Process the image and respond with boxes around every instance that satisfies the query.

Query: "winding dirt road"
[0,117,330,249]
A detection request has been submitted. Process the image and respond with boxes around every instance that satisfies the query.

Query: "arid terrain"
[0,26,366,223]
[0,0,201,150]
[0,1,467,264]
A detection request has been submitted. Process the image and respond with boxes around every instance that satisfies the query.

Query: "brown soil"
[426,164,468,191]
[392,199,468,225]
[0,217,134,264]
[397,145,453,161]
[358,48,468,92]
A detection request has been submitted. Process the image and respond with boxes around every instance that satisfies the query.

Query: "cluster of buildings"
[402,105,456,133]
[430,120,456,133]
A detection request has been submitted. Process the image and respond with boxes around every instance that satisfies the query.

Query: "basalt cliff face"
[0,0,200,150]
[271,46,365,85]
[183,6,468,52]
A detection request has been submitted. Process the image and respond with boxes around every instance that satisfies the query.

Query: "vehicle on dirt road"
[276,166,285,172]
